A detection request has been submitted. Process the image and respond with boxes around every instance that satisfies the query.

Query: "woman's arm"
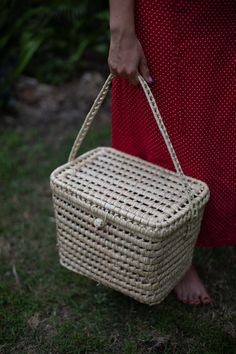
[108,0,152,85]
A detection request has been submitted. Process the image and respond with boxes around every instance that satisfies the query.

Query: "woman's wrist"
[109,0,136,40]
[110,26,136,42]
[110,23,135,35]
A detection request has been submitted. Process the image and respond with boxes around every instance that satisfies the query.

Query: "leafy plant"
[0,0,109,110]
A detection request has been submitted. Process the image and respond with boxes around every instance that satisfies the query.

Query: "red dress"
[111,0,236,247]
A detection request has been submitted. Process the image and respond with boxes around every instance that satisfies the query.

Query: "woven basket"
[50,74,210,306]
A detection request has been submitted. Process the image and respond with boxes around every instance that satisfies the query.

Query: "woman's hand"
[108,30,153,86]
[108,0,152,86]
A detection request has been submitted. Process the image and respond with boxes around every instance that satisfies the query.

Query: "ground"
[0,72,236,354]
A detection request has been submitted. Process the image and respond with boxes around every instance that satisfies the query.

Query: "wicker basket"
[50,74,210,305]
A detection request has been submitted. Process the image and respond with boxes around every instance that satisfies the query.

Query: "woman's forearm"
[108,0,152,84]
[109,0,135,36]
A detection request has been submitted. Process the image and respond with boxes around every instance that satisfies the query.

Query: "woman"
[108,0,236,305]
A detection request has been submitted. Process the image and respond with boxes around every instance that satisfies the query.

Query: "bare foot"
[174,265,211,305]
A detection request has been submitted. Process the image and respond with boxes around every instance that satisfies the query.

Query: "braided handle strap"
[68,73,198,218]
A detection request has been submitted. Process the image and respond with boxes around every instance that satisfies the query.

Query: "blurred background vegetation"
[0,0,109,111]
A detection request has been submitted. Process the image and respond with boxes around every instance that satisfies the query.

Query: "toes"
[188,293,200,305]
[174,288,188,304]
[200,289,211,304]
[201,295,211,304]
[188,295,195,305]
[192,296,200,305]
[178,292,187,303]
[182,295,188,303]
[175,291,211,305]
[174,288,182,301]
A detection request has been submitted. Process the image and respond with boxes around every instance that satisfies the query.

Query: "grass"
[0,124,235,354]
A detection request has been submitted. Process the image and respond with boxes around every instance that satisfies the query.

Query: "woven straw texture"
[50,74,210,305]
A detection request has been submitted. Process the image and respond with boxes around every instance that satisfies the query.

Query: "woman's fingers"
[109,63,152,85]
[108,63,139,85]
[108,37,153,86]
[139,53,153,84]
[109,62,151,86]
[126,69,139,85]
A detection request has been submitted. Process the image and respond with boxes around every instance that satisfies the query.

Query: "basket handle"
[68,73,197,216]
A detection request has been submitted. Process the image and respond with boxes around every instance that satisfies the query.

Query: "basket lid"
[50,147,210,237]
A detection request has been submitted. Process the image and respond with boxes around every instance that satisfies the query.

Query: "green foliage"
[0,0,109,108]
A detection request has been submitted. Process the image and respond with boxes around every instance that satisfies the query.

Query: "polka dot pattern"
[111,0,236,247]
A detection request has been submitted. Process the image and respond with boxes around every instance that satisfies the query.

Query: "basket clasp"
[94,217,106,229]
